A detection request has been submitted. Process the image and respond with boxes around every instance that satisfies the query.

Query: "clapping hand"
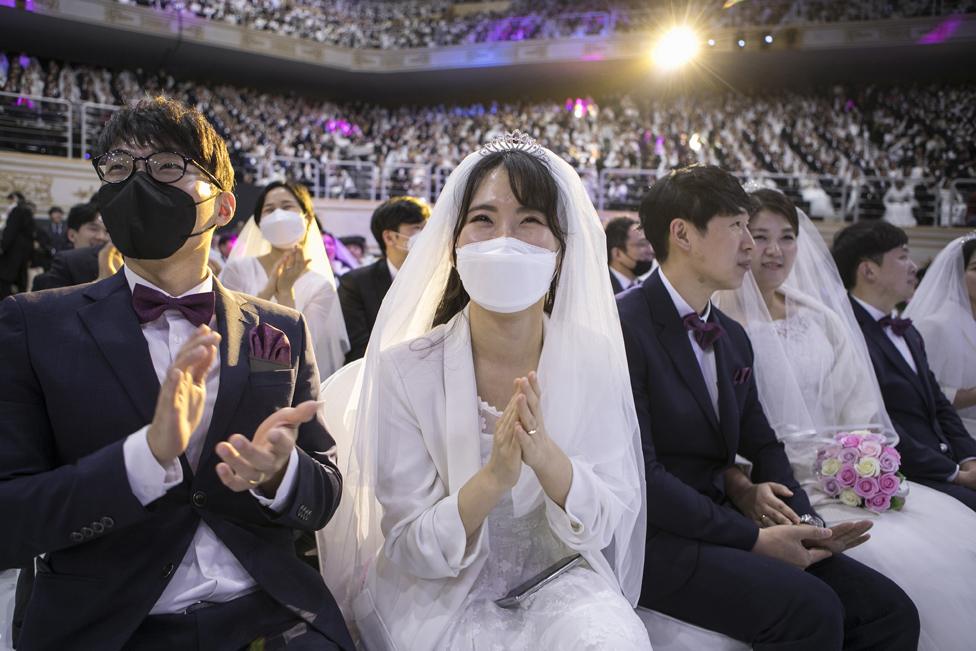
[485,392,524,491]
[147,325,220,465]
[511,372,556,471]
[215,400,319,496]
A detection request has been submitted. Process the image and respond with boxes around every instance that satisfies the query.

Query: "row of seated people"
[115,0,976,49]
[3,52,975,196]
[1,97,975,649]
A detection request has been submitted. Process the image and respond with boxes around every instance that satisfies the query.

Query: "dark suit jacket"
[851,297,976,481]
[608,267,625,295]
[0,204,35,283]
[32,244,101,291]
[0,271,354,650]
[338,257,392,363]
[617,270,814,599]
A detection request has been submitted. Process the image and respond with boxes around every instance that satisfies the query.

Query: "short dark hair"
[638,165,750,263]
[831,221,909,289]
[339,235,367,250]
[7,191,25,203]
[962,237,976,268]
[433,150,565,327]
[94,96,234,192]
[48,206,64,217]
[748,189,799,234]
[253,180,321,232]
[370,196,430,256]
[67,202,100,231]
[605,216,638,261]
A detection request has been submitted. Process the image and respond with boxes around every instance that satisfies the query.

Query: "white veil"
[715,206,897,489]
[319,135,647,625]
[903,232,976,400]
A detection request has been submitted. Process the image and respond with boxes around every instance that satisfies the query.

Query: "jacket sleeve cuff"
[431,491,485,575]
[251,447,300,512]
[122,426,182,506]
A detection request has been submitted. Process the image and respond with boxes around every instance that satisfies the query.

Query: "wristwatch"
[798,514,826,528]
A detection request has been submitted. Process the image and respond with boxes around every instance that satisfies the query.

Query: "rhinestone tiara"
[479,130,546,158]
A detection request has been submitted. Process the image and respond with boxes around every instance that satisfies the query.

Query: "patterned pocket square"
[249,323,291,370]
[733,367,752,385]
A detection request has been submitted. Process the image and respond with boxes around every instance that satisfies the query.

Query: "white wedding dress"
[219,256,349,379]
[435,400,650,651]
[760,302,976,651]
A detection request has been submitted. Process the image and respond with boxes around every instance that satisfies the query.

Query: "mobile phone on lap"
[494,554,584,609]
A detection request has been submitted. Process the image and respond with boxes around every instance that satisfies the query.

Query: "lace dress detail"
[435,401,650,651]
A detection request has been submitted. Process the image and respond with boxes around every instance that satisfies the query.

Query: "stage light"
[651,26,700,71]
[737,38,746,48]
[764,34,774,44]
[707,38,716,47]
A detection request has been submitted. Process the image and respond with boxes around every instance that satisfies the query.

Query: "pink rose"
[820,477,841,497]
[878,473,900,496]
[824,444,842,458]
[838,448,860,465]
[840,435,862,448]
[854,476,880,499]
[866,493,892,513]
[837,464,858,488]
[858,440,883,457]
[882,446,901,460]
[879,451,900,474]
[865,432,886,443]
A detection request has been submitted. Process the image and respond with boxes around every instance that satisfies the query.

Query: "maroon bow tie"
[683,312,725,350]
[878,315,913,337]
[132,283,216,327]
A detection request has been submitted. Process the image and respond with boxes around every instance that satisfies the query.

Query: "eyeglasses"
[92,150,225,190]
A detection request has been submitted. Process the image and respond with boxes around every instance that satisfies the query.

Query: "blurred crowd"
[112,0,976,49]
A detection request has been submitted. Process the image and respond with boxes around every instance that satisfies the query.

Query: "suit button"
[162,563,175,579]
[80,526,94,538]
[91,522,104,534]
[940,443,949,453]
[192,491,207,508]
[101,517,114,528]
[70,532,84,542]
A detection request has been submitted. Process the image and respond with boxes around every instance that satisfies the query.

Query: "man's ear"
[215,191,236,228]
[857,259,876,284]
[67,229,78,245]
[669,218,693,255]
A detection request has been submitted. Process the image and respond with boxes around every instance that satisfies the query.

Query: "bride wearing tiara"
[317,133,649,650]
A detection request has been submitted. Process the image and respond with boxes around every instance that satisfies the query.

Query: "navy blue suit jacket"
[0,271,354,650]
[617,270,814,600]
[850,296,976,481]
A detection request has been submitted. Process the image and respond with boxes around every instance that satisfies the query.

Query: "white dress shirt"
[852,295,917,373]
[386,257,399,281]
[120,266,299,614]
[659,269,720,417]
[610,266,638,292]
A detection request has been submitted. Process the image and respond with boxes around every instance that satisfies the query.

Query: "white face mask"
[456,236,558,314]
[391,230,420,253]
[259,208,307,249]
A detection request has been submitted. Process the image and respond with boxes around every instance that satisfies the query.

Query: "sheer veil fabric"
[903,232,976,431]
[316,137,647,645]
[714,209,897,490]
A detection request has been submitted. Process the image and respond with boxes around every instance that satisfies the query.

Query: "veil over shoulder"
[315,134,647,648]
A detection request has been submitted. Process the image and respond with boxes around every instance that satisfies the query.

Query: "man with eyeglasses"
[0,97,353,650]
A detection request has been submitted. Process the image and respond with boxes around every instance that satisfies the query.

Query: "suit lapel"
[78,271,159,423]
[853,299,930,406]
[196,279,257,473]
[902,328,936,410]
[712,327,739,454]
[645,274,721,433]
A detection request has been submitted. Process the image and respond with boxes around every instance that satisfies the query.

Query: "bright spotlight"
[651,26,700,71]
[707,38,716,47]
[764,34,774,44]
[737,38,746,48]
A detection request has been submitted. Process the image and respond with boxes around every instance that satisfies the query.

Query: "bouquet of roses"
[814,430,908,513]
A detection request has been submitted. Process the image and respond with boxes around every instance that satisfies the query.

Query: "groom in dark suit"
[833,221,976,511]
[0,98,353,650]
[618,165,918,649]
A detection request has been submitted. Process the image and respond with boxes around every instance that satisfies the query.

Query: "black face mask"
[630,258,655,277]
[96,173,217,260]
